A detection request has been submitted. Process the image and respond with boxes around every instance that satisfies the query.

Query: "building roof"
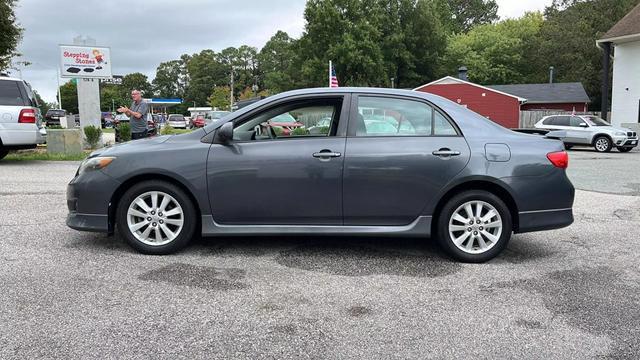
[487,83,591,104]
[414,76,527,102]
[598,2,640,43]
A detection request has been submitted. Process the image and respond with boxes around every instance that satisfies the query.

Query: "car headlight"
[614,132,626,136]
[78,156,116,175]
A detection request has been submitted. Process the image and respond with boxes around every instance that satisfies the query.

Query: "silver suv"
[535,114,638,153]
[0,75,46,160]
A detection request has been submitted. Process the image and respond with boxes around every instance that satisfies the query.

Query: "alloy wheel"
[595,138,609,152]
[126,191,184,246]
[448,200,503,254]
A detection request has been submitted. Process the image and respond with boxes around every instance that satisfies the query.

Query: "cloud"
[12,0,306,102]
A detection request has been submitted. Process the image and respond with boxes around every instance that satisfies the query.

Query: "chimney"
[458,66,468,81]
[549,66,554,84]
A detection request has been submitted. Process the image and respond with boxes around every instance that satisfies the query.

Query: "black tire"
[564,144,573,150]
[436,190,512,263]
[617,147,633,153]
[116,180,196,254]
[0,148,8,161]
[593,136,612,153]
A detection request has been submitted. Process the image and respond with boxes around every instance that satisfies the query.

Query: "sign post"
[59,36,112,148]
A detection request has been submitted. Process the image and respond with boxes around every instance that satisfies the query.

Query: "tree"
[59,81,78,114]
[185,49,227,107]
[440,12,544,84]
[441,0,499,33]
[258,31,296,93]
[0,0,22,71]
[33,90,54,115]
[152,58,188,99]
[296,0,447,89]
[121,72,152,97]
[209,86,231,110]
[100,84,127,112]
[534,0,640,110]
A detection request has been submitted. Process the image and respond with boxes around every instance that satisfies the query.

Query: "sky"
[10,0,552,103]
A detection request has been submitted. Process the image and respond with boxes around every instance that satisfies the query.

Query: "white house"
[597,3,640,129]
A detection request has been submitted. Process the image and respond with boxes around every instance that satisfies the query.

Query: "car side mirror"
[579,123,588,127]
[214,122,234,144]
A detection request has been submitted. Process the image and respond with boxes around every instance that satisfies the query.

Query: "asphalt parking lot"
[1,148,639,359]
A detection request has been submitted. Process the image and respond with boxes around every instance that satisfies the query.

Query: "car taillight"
[18,109,36,123]
[547,151,568,169]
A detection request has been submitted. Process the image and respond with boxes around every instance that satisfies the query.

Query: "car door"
[566,116,591,144]
[342,94,471,226]
[206,95,349,225]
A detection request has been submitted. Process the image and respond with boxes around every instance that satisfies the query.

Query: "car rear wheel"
[594,136,612,153]
[617,147,633,153]
[116,180,196,254]
[437,190,512,263]
[0,149,8,161]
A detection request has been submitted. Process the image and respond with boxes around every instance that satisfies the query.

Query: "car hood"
[89,135,172,157]
[599,125,633,133]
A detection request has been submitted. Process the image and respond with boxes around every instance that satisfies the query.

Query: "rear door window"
[555,116,570,127]
[0,80,26,106]
[543,117,557,126]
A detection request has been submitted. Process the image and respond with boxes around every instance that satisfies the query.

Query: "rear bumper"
[516,208,573,233]
[66,212,109,232]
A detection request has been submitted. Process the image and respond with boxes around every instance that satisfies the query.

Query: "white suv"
[0,75,47,160]
[534,114,638,153]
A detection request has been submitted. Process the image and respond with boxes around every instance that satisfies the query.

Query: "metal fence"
[519,110,610,128]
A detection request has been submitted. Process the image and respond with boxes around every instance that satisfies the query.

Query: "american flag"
[329,61,339,88]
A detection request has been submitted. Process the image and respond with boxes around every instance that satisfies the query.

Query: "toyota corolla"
[67,88,574,262]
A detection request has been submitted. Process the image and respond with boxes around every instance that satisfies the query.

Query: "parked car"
[67,88,574,262]
[190,114,206,128]
[0,75,46,160]
[534,114,638,152]
[45,109,66,126]
[167,114,187,129]
[204,111,230,126]
[101,112,113,128]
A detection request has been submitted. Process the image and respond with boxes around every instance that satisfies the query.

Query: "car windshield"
[208,111,230,119]
[48,110,65,115]
[169,115,184,121]
[583,116,609,126]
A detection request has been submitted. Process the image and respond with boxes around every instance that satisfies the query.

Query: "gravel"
[1,154,639,359]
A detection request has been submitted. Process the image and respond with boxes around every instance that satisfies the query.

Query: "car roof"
[0,76,24,82]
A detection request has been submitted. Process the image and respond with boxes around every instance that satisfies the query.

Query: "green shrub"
[161,124,174,135]
[47,125,63,129]
[272,126,284,136]
[318,126,330,135]
[291,127,309,136]
[83,125,102,149]
[118,122,131,142]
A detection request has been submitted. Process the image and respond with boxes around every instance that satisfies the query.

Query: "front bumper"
[66,168,120,233]
[613,136,638,148]
[66,212,109,232]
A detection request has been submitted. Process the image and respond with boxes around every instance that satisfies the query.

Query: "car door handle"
[432,149,461,157]
[312,150,341,158]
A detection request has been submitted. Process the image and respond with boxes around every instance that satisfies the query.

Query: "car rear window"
[0,80,26,106]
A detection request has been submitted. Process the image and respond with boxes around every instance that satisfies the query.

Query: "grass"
[3,149,89,161]
[102,128,115,133]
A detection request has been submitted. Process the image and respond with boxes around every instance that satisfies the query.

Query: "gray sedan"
[67,88,575,262]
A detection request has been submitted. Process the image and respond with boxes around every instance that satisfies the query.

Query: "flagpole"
[328,60,332,88]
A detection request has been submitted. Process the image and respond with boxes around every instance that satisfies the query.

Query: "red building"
[414,76,591,128]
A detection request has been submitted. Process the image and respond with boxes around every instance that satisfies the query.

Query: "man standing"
[117,90,148,140]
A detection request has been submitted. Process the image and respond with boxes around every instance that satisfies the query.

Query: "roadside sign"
[100,75,123,85]
[59,45,112,79]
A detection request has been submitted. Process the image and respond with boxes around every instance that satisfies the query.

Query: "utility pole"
[57,68,62,109]
[229,67,234,111]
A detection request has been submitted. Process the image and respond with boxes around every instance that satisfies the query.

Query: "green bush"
[118,122,131,142]
[291,127,309,136]
[272,126,284,136]
[47,125,63,129]
[161,124,174,135]
[83,125,102,149]
[318,126,330,135]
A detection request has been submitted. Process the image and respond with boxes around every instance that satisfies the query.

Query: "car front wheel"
[437,190,512,263]
[116,180,196,254]
[593,136,612,153]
